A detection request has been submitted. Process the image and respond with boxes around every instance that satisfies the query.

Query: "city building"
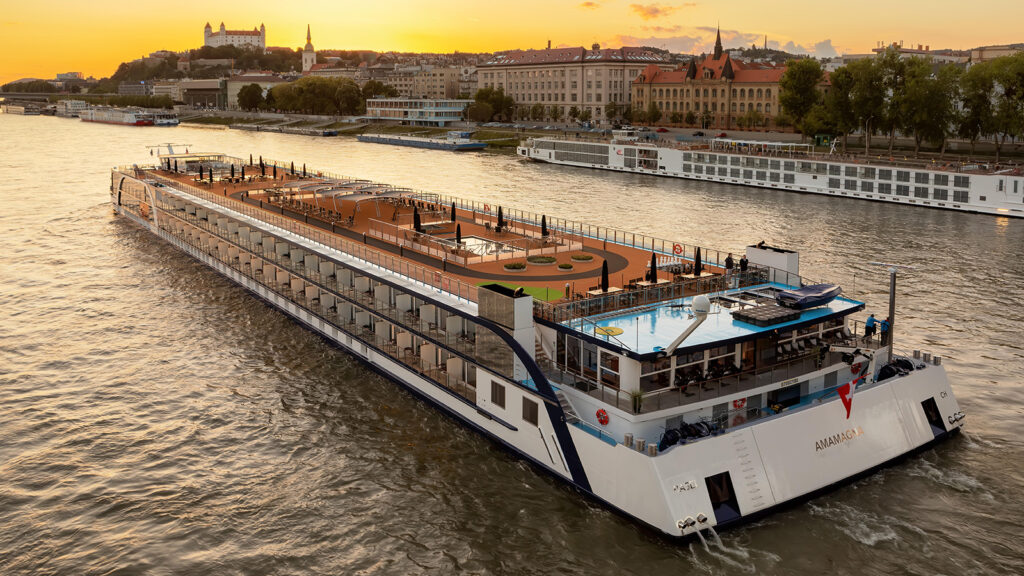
[180,78,226,108]
[305,64,360,79]
[226,72,287,109]
[457,66,477,97]
[302,25,316,72]
[152,80,183,102]
[204,22,266,52]
[477,43,669,122]
[630,29,785,129]
[118,81,154,96]
[970,45,1023,65]
[56,72,83,81]
[411,67,459,99]
[365,97,472,126]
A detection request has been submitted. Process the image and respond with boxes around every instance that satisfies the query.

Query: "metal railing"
[138,171,480,304]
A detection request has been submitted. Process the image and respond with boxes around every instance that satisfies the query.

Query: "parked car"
[693,130,706,137]
[656,127,669,133]
[716,132,728,138]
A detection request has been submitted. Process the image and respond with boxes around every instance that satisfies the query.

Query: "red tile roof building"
[631,28,786,129]
[478,44,670,122]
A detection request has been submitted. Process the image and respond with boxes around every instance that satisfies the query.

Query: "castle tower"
[204,22,212,45]
[302,25,316,72]
[713,25,723,60]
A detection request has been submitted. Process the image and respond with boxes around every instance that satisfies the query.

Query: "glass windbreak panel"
[600,351,620,372]
[566,335,582,373]
[583,341,599,380]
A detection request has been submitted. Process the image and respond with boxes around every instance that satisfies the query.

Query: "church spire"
[714,24,723,59]
[306,24,311,44]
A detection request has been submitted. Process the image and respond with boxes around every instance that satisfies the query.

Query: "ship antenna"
[868,262,914,359]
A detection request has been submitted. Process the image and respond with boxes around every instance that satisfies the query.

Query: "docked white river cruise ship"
[518,132,1024,218]
[111,150,965,539]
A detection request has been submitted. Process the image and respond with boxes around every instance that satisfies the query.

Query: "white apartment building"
[411,67,459,99]
[477,46,669,121]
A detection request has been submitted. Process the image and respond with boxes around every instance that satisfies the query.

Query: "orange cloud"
[629,3,693,20]
[579,1,600,8]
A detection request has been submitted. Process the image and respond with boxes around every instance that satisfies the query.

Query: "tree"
[568,106,580,122]
[684,110,697,126]
[847,57,885,155]
[632,105,647,124]
[466,101,494,122]
[530,103,545,121]
[646,100,662,124]
[877,46,908,155]
[779,58,824,140]
[263,88,276,111]
[824,66,857,152]
[549,105,563,122]
[990,53,1024,162]
[474,87,515,121]
[579,109,592,122]
[605,101,619,121]
[740,108,765,130]
[670,111,683,124]
[959,62,997,157]
[237,83,264,111]
[362,80,399,100]
[901,58,961,157]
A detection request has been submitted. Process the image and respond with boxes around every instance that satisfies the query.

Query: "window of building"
[732,88,737,97]
[522,398,538,426]
[740,88,746,98]
[491,381,505,409]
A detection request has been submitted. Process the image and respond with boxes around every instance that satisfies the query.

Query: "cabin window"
[934,174,949,186]
[491,381,506,409]
[878,183,892,194]
[914,186,929,198]
[933,189,948,201]
[583,341,599,379]
[896,171,910,182]
[565,335,582,373]
[915,172,930,184]
[954,175,970,188]
[642,356,670,374]
[878,169,892,180]
[845,166,857,177]
[522,398,539,426]
[953,190,970,203]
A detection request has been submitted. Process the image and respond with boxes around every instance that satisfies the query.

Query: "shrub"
[503,262,526,270]
[558,263,574,270]
[570,253,594,261]
[527,255,556,264]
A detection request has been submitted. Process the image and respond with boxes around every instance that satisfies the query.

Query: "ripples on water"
[0,115,1021,575]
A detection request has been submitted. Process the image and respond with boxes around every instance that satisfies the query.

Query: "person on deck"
[864,314,877,341]
[739,255,748,272]
[879,317,891,345]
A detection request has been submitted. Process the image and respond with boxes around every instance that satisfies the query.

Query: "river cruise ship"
[358,131,487,151]
[111,150,965,539]
[518,132,1024,218]
[81,107,154,126]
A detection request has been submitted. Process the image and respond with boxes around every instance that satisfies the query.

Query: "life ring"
[730,412,747,427]
[732,398,746,410]
[851,362,862,374]
[673,243,684,255]
[596,409,609,426]
[484,203,490,211]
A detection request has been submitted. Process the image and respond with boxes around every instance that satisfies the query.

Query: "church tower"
[302,25,316,72]
[713,25,723,60]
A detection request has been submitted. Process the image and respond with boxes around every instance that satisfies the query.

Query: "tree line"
[779,48,1024,160]
[236,77,399,114]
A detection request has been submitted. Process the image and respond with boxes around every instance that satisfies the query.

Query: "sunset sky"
[1,0,1021,84]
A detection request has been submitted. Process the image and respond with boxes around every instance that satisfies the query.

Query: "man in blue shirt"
[864,314,877,341]
[879,317,891,345]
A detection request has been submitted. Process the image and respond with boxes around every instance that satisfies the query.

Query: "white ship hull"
[518,138,1024,218]
[111,165,965,539]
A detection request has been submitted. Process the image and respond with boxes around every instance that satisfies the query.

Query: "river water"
[1,114,1022,575]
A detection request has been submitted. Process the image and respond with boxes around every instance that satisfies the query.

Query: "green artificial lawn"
[476,281,564,302]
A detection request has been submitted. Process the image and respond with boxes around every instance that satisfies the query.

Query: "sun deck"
[145,153,746,311]
[572,283,864,356]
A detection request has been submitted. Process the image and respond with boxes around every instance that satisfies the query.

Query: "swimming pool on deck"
[567,283,864,353]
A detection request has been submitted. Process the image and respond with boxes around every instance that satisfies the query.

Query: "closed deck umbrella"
[413,206,422,232]
[649,252,658,282]
[456,223,462,244]
[694,247,703,276]
[451,201,457,222]
[230,164,235,179]
[541,215,548,237]
[601,260,609,292]
[497,206,504,231]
